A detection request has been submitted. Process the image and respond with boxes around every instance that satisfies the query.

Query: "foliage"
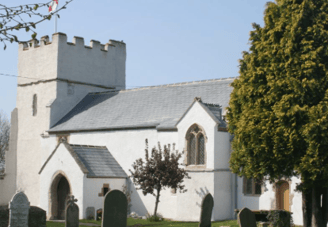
[0,110,10,173]
[267,210,293,227]
[122,184,133,215]
[129,139,190,217]
[227,0,328,226]
[0,0,73,50]
[54,218,240,227]
[146,213,162,222]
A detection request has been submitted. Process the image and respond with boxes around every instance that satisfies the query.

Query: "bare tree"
[0,110,10,171]
[0,0,73,50]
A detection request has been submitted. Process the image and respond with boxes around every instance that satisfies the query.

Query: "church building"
[0,33,304,225]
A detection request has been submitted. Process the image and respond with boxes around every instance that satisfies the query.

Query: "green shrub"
[266,210,293,227]
[146,213,162,222]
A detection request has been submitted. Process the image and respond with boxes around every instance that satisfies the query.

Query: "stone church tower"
[12,33,126,205]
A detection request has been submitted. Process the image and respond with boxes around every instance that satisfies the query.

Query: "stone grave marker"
[65,195,79,227]
[238,207,257,227]
[8,191,30,227]
[86,207,95,220]
[102,190,127,227]
[199,193,214,227]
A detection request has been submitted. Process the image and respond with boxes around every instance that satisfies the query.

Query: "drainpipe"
[235,173,238,219]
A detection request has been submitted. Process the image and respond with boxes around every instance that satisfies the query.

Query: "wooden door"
[277,181,289,211]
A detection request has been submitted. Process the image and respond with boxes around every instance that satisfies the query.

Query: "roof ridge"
[203,102,222,108]
[69,144,107,148]
[88,77,236,95]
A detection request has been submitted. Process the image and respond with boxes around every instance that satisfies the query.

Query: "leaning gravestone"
[199,193,214,227]
[8,191,30,227]
[238,207,257,227]
[86,207,95,220]
[65,195,79,227]
[102,190,127,227]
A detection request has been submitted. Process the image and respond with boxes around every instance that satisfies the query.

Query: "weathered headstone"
[238,207,257,227]
[102,190,127,227]
[86,207,95,220]
[199,193,214,227]
[65,195,79,227]
[8,191,30,227]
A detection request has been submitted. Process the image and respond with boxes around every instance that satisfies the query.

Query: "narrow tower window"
[32,94,37,116]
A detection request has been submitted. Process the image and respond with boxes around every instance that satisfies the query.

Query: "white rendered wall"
[213,171,233,220]
[290,177,303,226]
[62,127,224,221]
[175,101,232,221]
[39,143,85,219]
[49,81,107,127]
[214,131,231,169]
[16,83,57,205]
[176,101,218,169]
[65,129,179,219]
[0,109,18,205]
[83,178,126,219]
[236,176,303,226]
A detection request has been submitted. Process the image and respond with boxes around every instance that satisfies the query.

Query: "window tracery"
[186,124,206,165]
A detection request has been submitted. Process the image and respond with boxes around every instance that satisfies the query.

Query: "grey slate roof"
[39,142,127,178]
[70,144,127,178]
[49,78,235,132]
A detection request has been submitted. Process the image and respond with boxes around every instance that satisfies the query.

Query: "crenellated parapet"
[19,32,125,53]
[18,32,126,89]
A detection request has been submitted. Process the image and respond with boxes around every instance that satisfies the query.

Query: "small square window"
[243,177,262,196]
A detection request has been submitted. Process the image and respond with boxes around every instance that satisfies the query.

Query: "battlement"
[18,33,126,89]
[19,33,125,53]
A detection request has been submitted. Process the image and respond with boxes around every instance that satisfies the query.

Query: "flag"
[48,0,58,13]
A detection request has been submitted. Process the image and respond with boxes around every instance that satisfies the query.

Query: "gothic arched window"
[186,124,206,165]
[32,94,37,116]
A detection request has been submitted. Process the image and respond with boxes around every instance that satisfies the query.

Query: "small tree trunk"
[322,188,328,226]
[153,187,161,217]
[312,186,323,227]
[303,189,312,227]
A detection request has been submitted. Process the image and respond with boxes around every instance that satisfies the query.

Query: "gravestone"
[28,206,46,227]
[65,195,79,227]
[8,191,30,227]
[199,193,214,227]
[102,190,127,227]
[86,207,95,220]
[237,207,257,227]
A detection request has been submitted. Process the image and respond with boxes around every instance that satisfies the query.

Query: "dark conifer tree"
[227,1,328,226]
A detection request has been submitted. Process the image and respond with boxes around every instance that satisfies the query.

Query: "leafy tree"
[227,0,328,226]
[0,110,10,174]
[129,139,190,218]
[0,0,73,50]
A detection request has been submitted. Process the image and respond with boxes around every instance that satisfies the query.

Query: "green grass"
[47,218,238,227]
[46,219,305,227]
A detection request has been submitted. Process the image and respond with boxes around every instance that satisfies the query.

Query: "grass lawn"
[47,218,239,227]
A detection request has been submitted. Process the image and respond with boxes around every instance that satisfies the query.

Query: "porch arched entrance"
[276,180,289,211]
[49,172,71,220]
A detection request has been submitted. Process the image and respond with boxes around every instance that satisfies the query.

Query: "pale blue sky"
[0,0,269,118]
